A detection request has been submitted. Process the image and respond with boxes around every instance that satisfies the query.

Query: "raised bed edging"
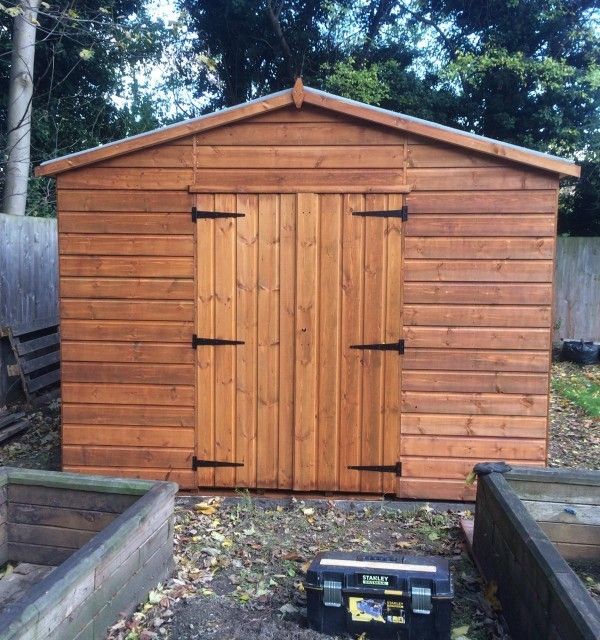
[0,467,178,640]
[473,468,600,640]
[0,469,7,566]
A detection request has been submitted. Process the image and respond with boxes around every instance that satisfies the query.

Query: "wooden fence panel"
[554,237,600,342]
[0,214,58,327]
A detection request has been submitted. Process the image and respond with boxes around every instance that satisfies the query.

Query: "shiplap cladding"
[55,103,559,500]
[57,136,195,488]
[401,147,555,500]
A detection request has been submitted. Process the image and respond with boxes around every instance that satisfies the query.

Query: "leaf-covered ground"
[107,498,507,640]
[548,362,600,469]
[1,362,599,639]
[0,398,60,470]
[551,361,600,418]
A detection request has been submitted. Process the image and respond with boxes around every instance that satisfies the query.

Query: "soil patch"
[568,560,600,607]
[548,362,600,470]
[0,398,60,470]
[107,498,508,640]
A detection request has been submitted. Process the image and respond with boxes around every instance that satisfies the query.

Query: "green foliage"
[1,0,598,231]
[26,176,56,219]
[559,148,600,236]
[552,367,600,418]
[321,58,390,105]
[177,0,599,236]
[0,1,170,216]
[177,0,345,108]
[411,0,600,234]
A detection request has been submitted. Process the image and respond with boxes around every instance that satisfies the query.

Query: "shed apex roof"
[36,85,580,178]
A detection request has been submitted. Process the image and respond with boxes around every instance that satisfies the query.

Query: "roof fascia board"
[36,85,580,179]
[35,90,294,176]
[303,88,580,178]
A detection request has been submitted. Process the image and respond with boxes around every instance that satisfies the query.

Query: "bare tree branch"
[266,0,296,80]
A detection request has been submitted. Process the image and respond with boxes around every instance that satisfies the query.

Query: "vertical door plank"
[294,192,319,491]
[235,194,259,488]
[339,194,365,492]
[196,193,215,487]
[317,194,342,490]
[360,194,386,493]
[213,193,237,486]
[278,194,296,489]
[256,194,280,487]
[384,194,403,494]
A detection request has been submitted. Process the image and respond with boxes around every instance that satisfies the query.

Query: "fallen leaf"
[280,603,298,615]
[195,502,217,516]
[395,540,413,549]
[484,581,502,611]
[464,470,477,486]
[1,563,13,579]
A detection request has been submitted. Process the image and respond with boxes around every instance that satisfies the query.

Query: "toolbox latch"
[323,580,343,607]
[411,586,432,615]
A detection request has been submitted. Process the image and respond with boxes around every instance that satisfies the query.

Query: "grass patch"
[553,365,600,417]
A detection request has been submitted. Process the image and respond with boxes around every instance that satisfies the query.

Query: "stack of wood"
[2,318,60,403]
[0,412,29,444]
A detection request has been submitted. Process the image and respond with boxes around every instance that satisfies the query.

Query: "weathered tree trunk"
[3,0,41,216]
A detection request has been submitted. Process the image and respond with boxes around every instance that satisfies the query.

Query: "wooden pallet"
[0,411,29,444]
[5,318,60,403]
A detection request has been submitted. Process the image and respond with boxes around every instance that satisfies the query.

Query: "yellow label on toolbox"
[348,597,385,623]
[347,598,406,625]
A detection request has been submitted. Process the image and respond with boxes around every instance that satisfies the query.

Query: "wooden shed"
[36,81,580,500]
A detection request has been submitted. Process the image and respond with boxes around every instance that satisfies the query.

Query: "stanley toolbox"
[306,551,453,639]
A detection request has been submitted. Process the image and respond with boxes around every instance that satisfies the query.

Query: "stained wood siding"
[401,137,556,500]
[55,103,559,500]
[191,106,555,499]
[57,138,196,489]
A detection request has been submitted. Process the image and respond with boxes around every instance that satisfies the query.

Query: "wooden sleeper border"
[0,467,178,640]
[472,467,600,640]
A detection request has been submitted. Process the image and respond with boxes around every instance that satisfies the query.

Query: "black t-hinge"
[350,339,404,354]
[352,205,407,221]
[192,456,244,470]
[192,335,244,348]
[192,206,245,222]
[348,462,402,476]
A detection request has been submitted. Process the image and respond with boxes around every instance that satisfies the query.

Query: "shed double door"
[195,191,403,494]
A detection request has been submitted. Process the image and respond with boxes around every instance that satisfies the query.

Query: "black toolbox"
[305,551,453,639]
